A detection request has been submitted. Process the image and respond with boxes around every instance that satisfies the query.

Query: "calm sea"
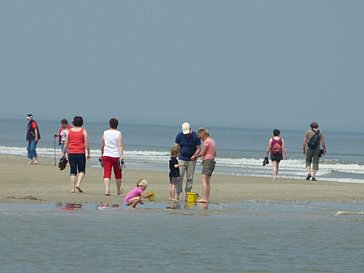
[1,118,364,183]
[0,201,363,273]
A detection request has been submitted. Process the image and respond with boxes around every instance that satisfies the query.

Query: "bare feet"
[27,160,33,165]
[197,199,208,203]
[117,189,124,195]
[76,186,83,193]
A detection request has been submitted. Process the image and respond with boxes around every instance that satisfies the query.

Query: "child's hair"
[170,146,179,156]
[137,179,148,188]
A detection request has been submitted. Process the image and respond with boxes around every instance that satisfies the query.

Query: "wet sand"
[1,155,364,203]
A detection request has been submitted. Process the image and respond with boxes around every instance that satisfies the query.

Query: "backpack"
[271,138,282,154]
[307,130,320,150]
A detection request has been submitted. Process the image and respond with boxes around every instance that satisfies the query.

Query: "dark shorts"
[271,153,282,162]
[169,177,178,185]
[202,159,216,176]
[68,153,86,175]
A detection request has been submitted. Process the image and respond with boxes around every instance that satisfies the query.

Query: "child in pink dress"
[124,179,153,208]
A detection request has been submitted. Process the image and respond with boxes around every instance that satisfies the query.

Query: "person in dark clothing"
[174,122,201,200]
[26,114,41,165]
[303,122,327,181]
[265,129,288,180]
[169,146,183,201]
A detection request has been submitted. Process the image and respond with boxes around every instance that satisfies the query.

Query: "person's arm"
[174,158,185,167]
[32,122,39,142]
[282,139,288,159]
[265,138,272,157]
[302,133,308,154]
[191,145,204,160]
[192,135,202,159]
[55,127,61,143]
[34,128,39,142]
[101,134,105,156]
[320,134,327,154]
[84,129,91,160]
[118,132,124,160]
[174,142,180,150]
[175,163,184,168]
[62,135,69,157]
[194,145,201,158]
[142,190,154,199]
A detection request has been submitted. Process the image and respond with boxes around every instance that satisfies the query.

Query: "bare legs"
[272,161,279,180]
[169,184,177,201]
[126,197,143,208]
[70,173,85,192]
[198,174,211,203]
[70,175,76,192]
[115,179,123,195]
[104,178,110,195]
[306,166,317,181]
[104,178,123,195]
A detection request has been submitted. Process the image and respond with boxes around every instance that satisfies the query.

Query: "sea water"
[1,118,364,183]
[0,201,363,273]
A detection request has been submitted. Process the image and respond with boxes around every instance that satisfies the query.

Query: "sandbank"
[1,155,363,204]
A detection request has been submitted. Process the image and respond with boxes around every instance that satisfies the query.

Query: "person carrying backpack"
[265,129,288,180]
[26,114,41,165]
[303,122,327,181]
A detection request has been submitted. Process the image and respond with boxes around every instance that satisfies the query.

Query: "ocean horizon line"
[2,117,364,134]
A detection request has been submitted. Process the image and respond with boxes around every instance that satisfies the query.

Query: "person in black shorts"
[265,129,288,180]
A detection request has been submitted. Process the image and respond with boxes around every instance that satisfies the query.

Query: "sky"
[1,0,363,131]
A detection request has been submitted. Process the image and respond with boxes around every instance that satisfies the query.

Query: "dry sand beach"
[1,155,364,204]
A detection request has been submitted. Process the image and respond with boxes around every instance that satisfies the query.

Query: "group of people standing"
[26,114,326,204]
[55,117,216,204]
[57,116,124,195]
[265,121,327,181]
[52,116,217,204]
[169,122,216,203]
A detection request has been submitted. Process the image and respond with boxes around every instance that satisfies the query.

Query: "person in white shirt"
[101,118,124,196]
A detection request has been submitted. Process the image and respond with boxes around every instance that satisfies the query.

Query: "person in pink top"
[191,128,216,203]
[265,129,288,180]
[63,116,91,193]
[124,179,153,208]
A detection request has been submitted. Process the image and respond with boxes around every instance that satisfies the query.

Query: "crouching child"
[124,179,153,208]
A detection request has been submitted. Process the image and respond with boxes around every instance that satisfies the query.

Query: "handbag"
[58,156,68,171]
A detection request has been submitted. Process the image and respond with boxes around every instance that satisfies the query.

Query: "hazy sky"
[1,0,363,131]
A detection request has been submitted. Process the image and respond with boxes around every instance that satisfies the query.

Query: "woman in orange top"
[63,116,91,193]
